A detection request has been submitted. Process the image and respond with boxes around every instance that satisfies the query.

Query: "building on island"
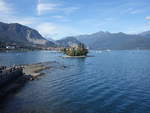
[61,43,88,56]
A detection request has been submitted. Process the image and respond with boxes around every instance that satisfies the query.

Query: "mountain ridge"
[0,22,56,48]
[58,31,150,50]
[1,21,150,50]
[76,31,150,50]
[56,36,81,47]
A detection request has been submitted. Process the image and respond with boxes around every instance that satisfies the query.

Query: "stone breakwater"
[0,62,57,99]
[0,66,23,87]
[23,62,51,80]
[0,66,24,99]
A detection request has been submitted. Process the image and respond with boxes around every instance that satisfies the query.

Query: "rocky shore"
[0,61,56,99]
[23,62,52,80]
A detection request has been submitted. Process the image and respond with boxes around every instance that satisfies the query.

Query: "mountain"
[139,31,150,38]
[2,21,150,50]
[75,31,150,50]
[56,36,81,47]
[0,22,56,47]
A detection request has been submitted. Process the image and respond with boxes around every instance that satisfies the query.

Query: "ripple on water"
[1,50,150,113]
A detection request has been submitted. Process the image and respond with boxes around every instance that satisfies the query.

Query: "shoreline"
[23,62,52,80]
[0,61,59,100]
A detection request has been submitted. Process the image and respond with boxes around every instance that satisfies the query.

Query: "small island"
[61,43,88,57]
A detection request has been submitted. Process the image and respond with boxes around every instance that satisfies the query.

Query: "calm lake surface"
[0,50,150,113]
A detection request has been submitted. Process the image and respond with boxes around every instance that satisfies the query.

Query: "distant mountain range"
[1,21,150,50]
[55,36,81,47]
[0,22,56,48]
[58,31,150,50]
[75,31,150,50]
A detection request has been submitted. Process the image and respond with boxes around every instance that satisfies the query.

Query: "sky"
[0,0,150,40]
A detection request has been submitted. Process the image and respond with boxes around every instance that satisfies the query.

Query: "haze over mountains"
[0,21,150,50]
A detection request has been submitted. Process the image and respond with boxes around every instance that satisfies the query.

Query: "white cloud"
[0,14,38,26]
[36,1,79,16]
[145,16,150,20]
[130,10,142,14]
[36,22,58,37]
[0,0,78,40]
[0,0,77,39]
[52,15,64,19]
[51,15,70,22]
[37,2,59,15]
[62,7,79,15]
[126,8,143,15]
[0,0,13,14]
[36,22,79,39]
[0,0,38,26]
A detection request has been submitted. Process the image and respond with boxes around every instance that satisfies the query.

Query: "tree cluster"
[61,43,88,56]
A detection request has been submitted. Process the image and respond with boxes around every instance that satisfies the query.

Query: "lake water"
[0,50,150,113]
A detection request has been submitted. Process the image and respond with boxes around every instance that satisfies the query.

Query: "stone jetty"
[0,62,53,99]
[0,66,24,99]
[0,66,23,87]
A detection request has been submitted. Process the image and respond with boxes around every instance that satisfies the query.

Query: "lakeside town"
[0,41,61,51]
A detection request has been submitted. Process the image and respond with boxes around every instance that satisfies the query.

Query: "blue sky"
[0,0,150,40]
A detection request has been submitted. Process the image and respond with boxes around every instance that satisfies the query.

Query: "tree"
[62,43,88,56]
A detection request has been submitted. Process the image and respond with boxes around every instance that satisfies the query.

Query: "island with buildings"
[61,43,88,57]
